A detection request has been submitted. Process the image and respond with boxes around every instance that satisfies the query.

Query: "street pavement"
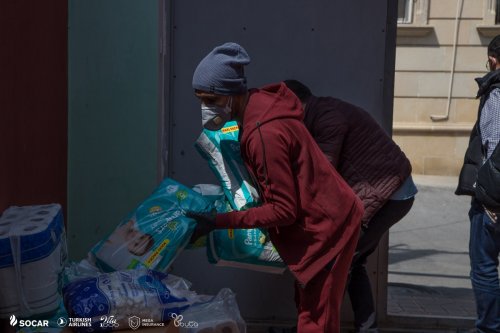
[386,175,478,329]
[388,175,472,289]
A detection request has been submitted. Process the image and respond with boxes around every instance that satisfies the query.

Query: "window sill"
[393,122,473,134]
[476,25,500,37]
[397,25,434,37]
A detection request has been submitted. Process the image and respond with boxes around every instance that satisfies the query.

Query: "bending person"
[188,42,364,333]
[285,79,417,333]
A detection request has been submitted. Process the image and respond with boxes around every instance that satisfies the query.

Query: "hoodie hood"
[240,82,304,142]
[476,69,500,98]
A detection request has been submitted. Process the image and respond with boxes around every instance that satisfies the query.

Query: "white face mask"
[201,97,232,131]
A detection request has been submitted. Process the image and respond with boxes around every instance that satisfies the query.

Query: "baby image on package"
[90,178,213,272]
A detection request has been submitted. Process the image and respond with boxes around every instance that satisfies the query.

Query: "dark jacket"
[302,96,412,223]
[476,142,500,212]
[215,83,363,285]
[456,70,500,197]
[472,70,500,211]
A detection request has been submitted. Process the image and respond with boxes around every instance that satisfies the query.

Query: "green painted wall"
[68,0,159,259]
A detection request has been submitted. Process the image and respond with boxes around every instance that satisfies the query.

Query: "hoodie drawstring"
[256,121,279,234]
[256,121,269,187]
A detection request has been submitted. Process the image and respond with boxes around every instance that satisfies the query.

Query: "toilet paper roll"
[0,204,61,238]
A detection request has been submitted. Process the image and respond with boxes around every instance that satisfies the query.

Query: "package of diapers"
[63,269,208,332]
[195,125,285,273]
[207,228,285,274]
[90,178,213,272]
[195,121,259,211]
[0,204,67,318]
[192,184,231,215]
[187,185,232,250]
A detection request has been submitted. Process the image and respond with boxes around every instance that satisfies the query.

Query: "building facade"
[394,0,499,175]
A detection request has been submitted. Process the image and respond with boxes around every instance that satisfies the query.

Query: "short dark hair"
[488,35,500,60]
[284,79,312,102]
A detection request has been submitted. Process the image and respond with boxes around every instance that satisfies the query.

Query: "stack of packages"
[0,121,284,332]
[195,121,285,274]
[0,178,246,333]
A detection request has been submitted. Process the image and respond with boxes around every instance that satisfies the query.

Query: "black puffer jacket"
[476,141,500,212]
[455,124,483,196]
[456,70,500,196]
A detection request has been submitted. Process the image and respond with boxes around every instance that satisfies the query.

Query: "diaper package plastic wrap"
[187,185,231,250]
[62,269,209,332]
[192,184,230,214]
[90,178,213,273]
[207,228,284,274]
[195,121,259,211]
[178,288,246,333]
[195,124,285,273]
[63,258,103,285]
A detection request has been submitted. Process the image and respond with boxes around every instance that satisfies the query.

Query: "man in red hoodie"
[189,42,363,333]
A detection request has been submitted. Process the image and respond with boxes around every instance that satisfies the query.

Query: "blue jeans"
[469,201,500,333]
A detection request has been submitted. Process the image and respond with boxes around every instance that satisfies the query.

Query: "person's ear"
[489,56,498,70]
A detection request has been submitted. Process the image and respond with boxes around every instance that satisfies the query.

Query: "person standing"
[284,80,417,333]
[188,42,364,333]
[456,35,500,333]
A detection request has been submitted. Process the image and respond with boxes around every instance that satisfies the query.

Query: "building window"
[478,0,500,36]
[396,0,432,37]
[398,0,413,24]
[496,0,500,24]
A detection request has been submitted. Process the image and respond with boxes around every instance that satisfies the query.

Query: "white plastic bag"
[62,269,209,332]
[177,288,246,333]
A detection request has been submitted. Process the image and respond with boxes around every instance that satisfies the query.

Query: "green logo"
[176,190,188,201]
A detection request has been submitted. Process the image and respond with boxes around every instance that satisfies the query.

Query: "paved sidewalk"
[387,175,476,327]
[388,283,475,318]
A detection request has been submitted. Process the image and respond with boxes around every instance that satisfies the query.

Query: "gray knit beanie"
[192,42,251,95]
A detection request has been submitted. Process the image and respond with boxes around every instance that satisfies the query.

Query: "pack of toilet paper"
[90,178,213,273]
[0,204,67,318]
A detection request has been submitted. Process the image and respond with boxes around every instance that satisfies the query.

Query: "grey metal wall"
[165,0,397,324]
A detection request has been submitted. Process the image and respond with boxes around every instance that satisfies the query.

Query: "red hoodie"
[215,82,363,285]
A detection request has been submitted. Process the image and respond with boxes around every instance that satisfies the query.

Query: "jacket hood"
[476,69,500,98]
[241,82,304,141]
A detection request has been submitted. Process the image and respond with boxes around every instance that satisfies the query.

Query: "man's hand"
[186,210,217,243]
